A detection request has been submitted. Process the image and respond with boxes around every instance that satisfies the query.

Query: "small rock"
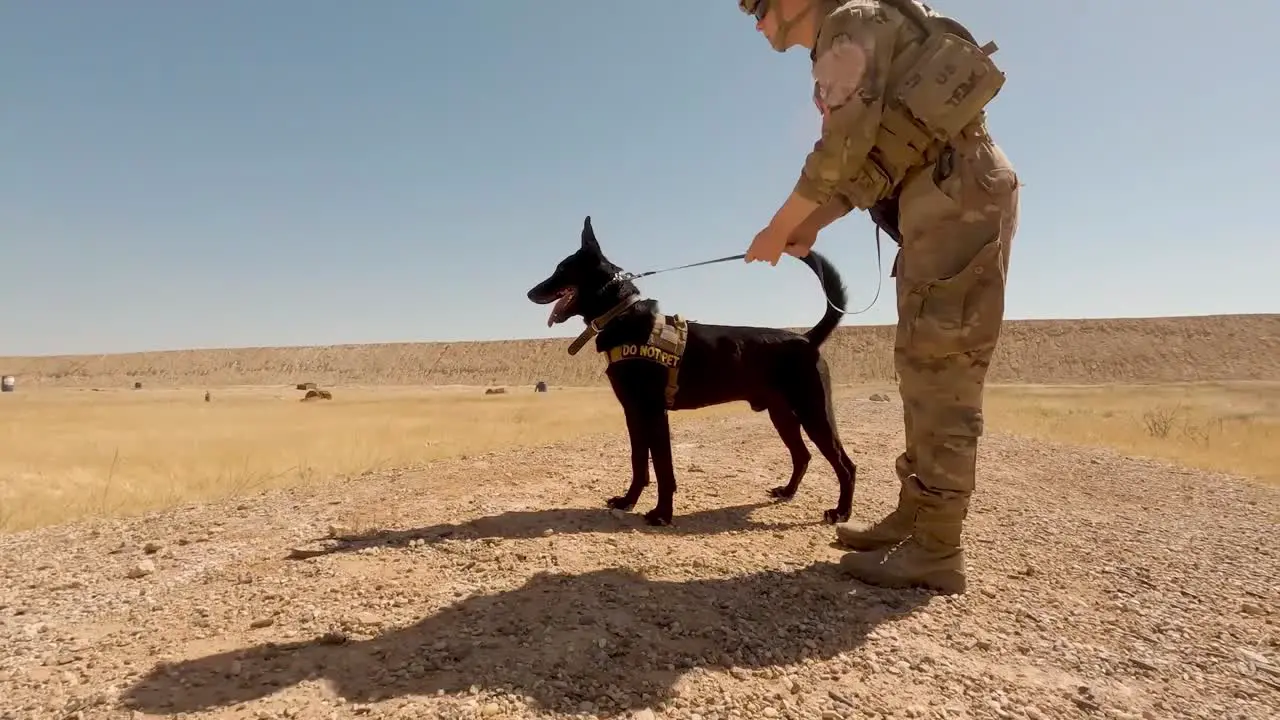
[632,710,657,720]
[1241,602,1267,616]
[1236,648,1269,665]
[249,617,275,629]
[142,542,163,555]
[319,630,349,645]
[126,561,155,579]
[480,703,501,716]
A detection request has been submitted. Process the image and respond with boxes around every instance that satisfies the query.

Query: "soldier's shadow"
[120,562,929,717]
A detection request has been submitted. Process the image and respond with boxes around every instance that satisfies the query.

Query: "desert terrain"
[0,314,1277,720]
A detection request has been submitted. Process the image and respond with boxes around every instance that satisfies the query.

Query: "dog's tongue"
[547,292,573,327]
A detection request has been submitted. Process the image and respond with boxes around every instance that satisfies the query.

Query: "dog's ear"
[580,215,600,253]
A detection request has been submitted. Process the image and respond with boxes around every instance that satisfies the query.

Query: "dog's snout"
[527,278,556,304]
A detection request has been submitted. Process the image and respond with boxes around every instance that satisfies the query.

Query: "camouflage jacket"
[795,0,915,206]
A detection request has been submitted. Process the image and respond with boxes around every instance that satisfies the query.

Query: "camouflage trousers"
[890,122,1020,550]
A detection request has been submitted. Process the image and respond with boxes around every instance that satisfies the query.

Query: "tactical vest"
[605,313,689,409]
[826,0,1005,209]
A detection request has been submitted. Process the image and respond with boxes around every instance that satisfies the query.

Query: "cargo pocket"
[897,156,960,243]
[899,236,1007,358]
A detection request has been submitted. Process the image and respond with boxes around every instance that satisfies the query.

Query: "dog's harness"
[564,293,690,410]
[605,313,689,410]
[566,294,643,356]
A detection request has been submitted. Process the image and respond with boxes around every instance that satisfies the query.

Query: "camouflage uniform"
[742,0,1019,594]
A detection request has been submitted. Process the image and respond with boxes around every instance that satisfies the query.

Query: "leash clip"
[604,270,637,289]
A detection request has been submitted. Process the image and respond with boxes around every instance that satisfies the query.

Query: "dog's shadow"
[289,501,813,560]
[120,561,930,717]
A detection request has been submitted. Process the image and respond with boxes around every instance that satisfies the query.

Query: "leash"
[611,253,747,283]
[830,227,884,317]
[612,228,885,317]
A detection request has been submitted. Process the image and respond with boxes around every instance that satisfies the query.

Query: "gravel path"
[1,399,1276,720]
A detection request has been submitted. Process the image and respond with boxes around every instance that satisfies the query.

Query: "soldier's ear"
[580,215,600,253]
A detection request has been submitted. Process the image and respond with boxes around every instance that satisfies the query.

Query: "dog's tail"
[799,250,848,348]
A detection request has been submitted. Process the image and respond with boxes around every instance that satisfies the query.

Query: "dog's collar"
[566,293,643,356]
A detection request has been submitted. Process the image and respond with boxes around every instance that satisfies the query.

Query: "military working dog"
[527,216,857,527]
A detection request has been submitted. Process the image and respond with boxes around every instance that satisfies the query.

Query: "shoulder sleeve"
[793,2,902,205]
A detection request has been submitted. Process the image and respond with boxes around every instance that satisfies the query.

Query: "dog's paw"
[643,508,672,527]
[768,486,797,501]
[606,496,636,511]
[822,508,851,524]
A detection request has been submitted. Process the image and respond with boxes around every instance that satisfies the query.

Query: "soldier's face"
[756,0,809,52]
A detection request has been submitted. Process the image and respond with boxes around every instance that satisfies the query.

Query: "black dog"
[528,216,857,527]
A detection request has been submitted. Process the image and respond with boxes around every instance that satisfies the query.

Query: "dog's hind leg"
[766,405,811,502]
[789,362,857,524]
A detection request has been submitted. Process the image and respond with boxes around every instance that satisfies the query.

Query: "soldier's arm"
[793,7,897,207]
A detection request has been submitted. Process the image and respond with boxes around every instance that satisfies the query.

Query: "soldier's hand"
[783,226,818,258]
[745,224,789,266]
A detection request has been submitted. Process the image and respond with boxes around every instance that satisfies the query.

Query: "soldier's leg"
[833,271,919,551]
[840,125,1019,594]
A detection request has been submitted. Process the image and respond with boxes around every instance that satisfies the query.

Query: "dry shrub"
[1142,405,1181,439]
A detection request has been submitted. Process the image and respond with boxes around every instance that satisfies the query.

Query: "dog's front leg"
[644,409,677,527]
[607,403,651,512]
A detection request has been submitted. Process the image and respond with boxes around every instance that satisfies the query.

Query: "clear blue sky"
[3,1,1276,356]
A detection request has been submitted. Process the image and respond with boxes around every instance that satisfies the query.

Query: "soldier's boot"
[834,452,916,551]
[839,482,969,595]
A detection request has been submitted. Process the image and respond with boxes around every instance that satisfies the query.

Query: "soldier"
[739,0,1020,594]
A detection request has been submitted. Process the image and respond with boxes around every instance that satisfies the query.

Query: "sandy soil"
[1,399,1275,720]
[4,314,1278,389]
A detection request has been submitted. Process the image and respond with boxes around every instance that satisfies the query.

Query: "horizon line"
[3,311,1276,360]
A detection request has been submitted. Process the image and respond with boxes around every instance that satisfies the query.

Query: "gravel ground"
[0,399,1276,720]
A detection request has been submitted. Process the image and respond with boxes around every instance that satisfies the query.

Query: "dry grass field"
[1,315,1277,719]
[1,379,1276,534]
[0,385,749,533]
